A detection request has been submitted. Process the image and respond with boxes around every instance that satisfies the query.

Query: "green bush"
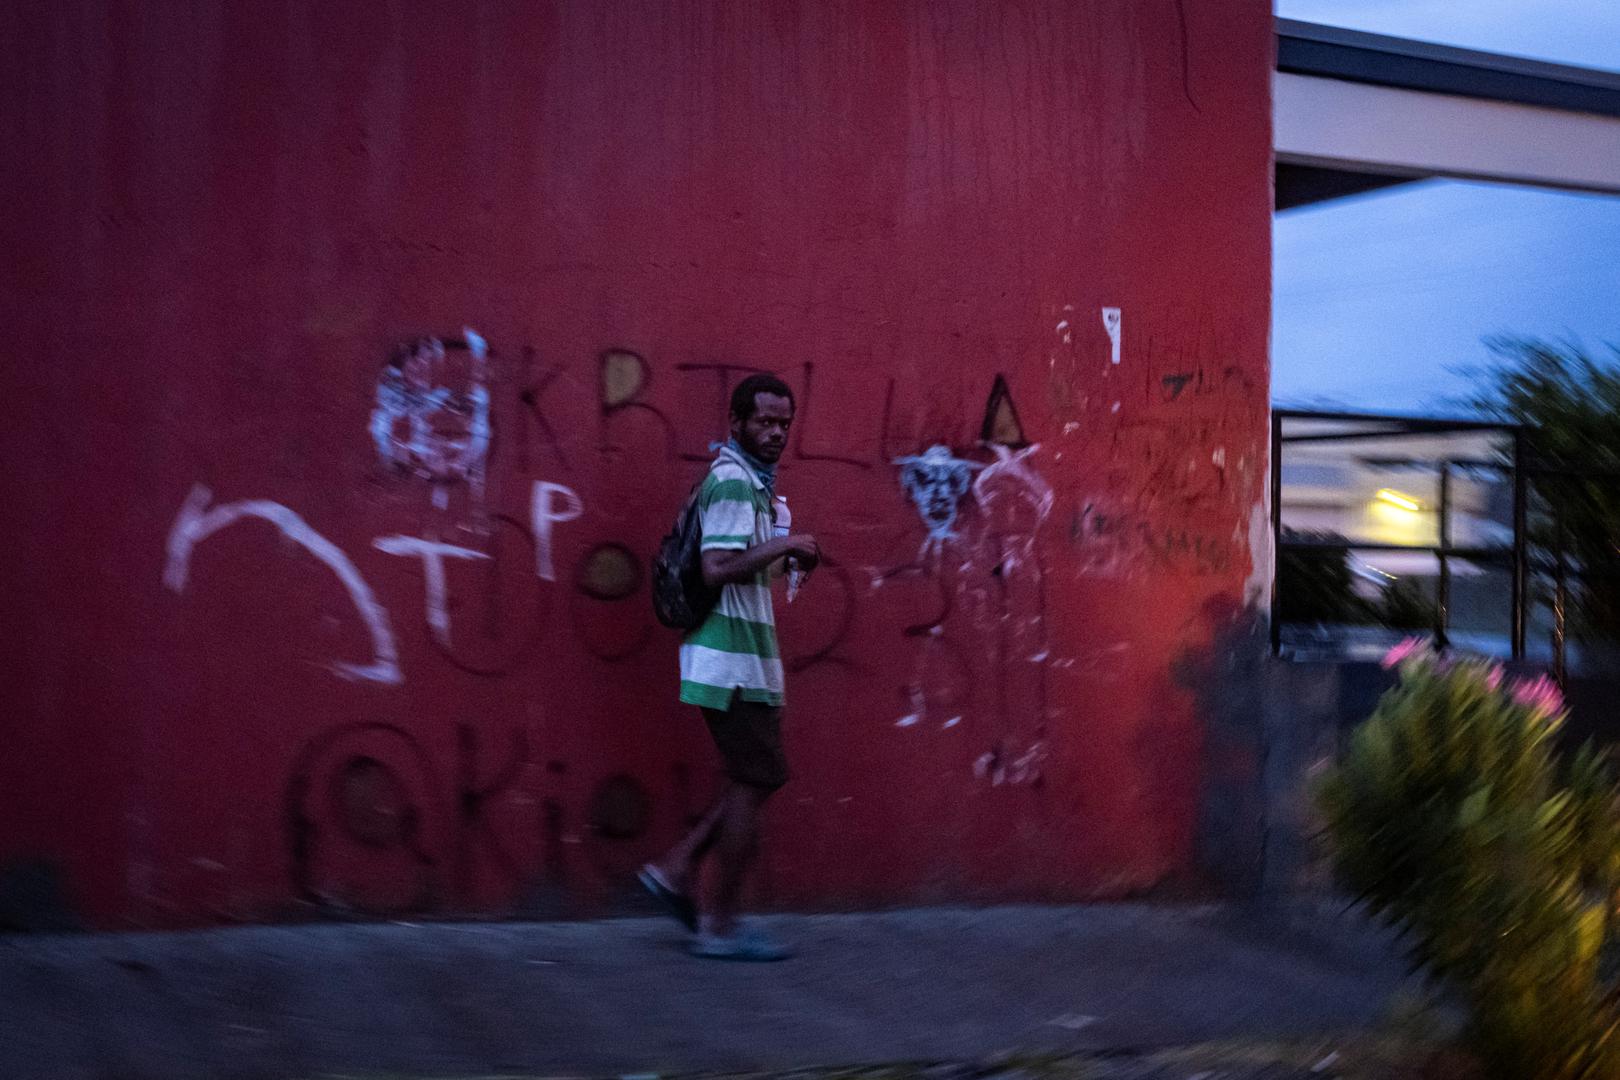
[1469,337,1620,649]
[1276,529,1375,626]
[1378,578,1438,632]
[1318,641,1620,1079]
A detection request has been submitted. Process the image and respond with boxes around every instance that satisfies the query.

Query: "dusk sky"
[1272,0,1620,415]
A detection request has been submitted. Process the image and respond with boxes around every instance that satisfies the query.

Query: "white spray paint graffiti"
[973,443,1054,574]
[531,480,585,582]
[970,443,1056,785]
[890,441,1058,753]
[974,740,1050,787]
[163,484,403,685]
[373,536,490,647]
[894,446,983,558]
[165,477,584,684]
[1101,306,1122,365]
[370,327,491,495]
[894,443,1052,566]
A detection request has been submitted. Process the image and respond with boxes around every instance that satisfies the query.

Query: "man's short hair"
[730,373,795,421]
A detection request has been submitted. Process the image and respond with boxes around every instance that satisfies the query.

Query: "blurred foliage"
[1380,578,1439,632]
[1278,529,1439,632]
[1469,337,1620,646]
[1319,647,1620,1079]
[1278,530,1370,625]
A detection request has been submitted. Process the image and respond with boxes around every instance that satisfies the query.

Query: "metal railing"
[1270,408,1529,660]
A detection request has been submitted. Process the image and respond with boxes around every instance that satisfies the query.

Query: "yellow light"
[1375,488,1422,512]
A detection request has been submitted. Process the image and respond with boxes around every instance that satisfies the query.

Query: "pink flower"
[1510,674,1564,716]
[1381,637,1426,670]
[1482,665,1504,692]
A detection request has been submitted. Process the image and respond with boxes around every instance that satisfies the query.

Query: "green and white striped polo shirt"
[678,446,784,710]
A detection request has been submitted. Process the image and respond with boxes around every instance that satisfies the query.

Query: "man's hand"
[702,533,821,588]
[782,533,819,571]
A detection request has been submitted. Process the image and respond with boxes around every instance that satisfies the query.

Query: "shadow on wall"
[1173,597,1273,901]
[1174,598,1392,905]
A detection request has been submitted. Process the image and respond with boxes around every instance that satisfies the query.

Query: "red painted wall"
[0,1,1273,928]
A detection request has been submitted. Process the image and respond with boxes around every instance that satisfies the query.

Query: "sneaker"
[687,926,794,962]
[638,865,698,932]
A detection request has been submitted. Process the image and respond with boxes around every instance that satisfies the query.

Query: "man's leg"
[642,779,770,936]
[645,794,725,896]
[688,700,789,957]
[639,701,771,927]
[703,781,773,937]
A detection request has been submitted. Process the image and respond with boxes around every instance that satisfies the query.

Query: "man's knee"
[716,814,760,861]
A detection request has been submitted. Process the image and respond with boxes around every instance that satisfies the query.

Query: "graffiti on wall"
[281,718,705,916]
[1102,306,1122,365]
[895,446,982,557]
[156,308,1263,913]
[161,328,593,686]
[975,443,1055,574]
[167,318,1251,706]
[369,328,491,508]
[878,357,1066,787]
[164,478,582,686]
[371,536,489,649]
[164,484,405,685]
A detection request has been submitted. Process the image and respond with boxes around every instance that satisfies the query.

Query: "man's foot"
[638,865,698,932]
[687,926,793,962]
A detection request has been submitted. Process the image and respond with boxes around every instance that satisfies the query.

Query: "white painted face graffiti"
[895,445,982,553]
[369,328,490,489]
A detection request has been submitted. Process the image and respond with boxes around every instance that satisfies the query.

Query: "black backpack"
[651,481,721,629]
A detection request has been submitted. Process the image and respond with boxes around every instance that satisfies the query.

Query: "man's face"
[732,392,794,465]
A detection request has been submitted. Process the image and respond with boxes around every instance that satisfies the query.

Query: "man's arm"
[702,535,818,588]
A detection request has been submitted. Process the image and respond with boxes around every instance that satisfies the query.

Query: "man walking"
[641,373,818,960]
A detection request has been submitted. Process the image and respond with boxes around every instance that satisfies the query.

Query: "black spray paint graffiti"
[201,327,1258,910]
[426,512,553,678]
[519,345,573,474]
[283,722,440,913]
[598,348,676,462]
[528,356,1074,784]
[283,720,690,916]
[594,351,903,473]
[980,374,1029,448]
[570,542,653,663]
[1072,503,1235,577]
[453,723,528,895]
[525,359,1115,786]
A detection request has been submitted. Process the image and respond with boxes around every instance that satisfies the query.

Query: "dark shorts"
[702,697,788,792]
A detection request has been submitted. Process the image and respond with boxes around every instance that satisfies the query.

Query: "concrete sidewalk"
[0,903,1414,1080]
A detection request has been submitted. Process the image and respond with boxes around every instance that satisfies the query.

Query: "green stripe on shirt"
[700,533,754,550]
[702,477,761,506]
[681,450,783,710]
[684,611,780,659]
